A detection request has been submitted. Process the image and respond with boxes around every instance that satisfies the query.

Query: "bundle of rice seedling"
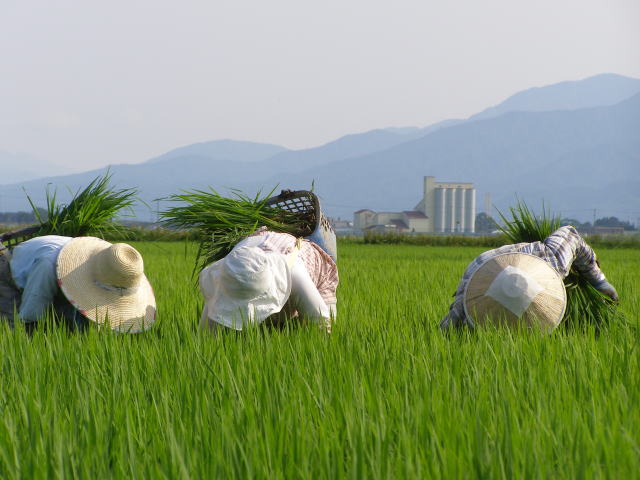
[25,172,137,239]
[160,187,313,274]
[498,201,619,328]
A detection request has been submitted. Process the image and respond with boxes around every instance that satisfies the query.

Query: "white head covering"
[199,245,292,330]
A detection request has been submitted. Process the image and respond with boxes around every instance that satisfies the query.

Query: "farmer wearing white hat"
[441,226,618,330]
[200,227,338,333]
[0,235,156,332]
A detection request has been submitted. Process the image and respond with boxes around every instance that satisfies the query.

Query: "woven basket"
[265,190,337,261]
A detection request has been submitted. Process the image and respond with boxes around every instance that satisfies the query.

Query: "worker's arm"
[289,257,332,332]
[544,226,618,300]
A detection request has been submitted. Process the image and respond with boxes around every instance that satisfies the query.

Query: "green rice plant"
[498,200,619,328]
[160,187,311,274]
[24,172,137,239]
[0,242,638,478]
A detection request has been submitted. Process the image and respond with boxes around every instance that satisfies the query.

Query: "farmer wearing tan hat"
[441,226,618,330]
[200,227,338,333]
[0,235,156,332]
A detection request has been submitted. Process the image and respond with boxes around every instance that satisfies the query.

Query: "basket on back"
[266,190,337,262]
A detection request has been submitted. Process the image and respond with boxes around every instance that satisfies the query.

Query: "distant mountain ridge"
[1,73,639,222]
[261,129,416,173]
[145,139,288,165]
[0,151,72,185]
[470,73,640,121]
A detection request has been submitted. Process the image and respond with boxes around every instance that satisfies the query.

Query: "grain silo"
[416,176,476,233]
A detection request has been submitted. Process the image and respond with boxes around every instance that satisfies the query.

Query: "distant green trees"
[0,208,47,225]
[594,216,636,231]
[475,212,499,234]
[561,216,636,232]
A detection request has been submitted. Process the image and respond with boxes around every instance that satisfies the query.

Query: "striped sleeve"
[543,226,606,284]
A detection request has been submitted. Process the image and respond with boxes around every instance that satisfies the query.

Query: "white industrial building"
[354,176,476,234]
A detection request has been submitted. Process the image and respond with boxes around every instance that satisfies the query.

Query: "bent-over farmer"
[0,235,156,332]
[200,227,338,333]
[441,225,618,330]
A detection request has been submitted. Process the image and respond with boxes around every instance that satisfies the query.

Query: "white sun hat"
[56,237,156,333]
[463,252,566,330]
[199,245,292,330]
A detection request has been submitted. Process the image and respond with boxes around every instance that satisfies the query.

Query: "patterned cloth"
[441,226,607,329]
[248,227,339,306]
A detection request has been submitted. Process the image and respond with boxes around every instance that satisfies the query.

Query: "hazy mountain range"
[0,151,72,185]
[1,73,639,223]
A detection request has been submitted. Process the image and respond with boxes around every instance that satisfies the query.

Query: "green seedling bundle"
[25,172,137,239]
[160,188,311,274]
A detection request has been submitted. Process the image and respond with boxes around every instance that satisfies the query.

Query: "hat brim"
[56,237,156,333]
[463,253,566,330]
[199,252,291,330]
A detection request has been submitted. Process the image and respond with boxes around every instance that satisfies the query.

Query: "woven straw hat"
[199,245,291,330]
[463,253,566,330]
[56,237,156,333]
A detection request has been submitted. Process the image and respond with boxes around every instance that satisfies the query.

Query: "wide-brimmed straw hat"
[463,253,566,330]
[199,245,291,330]
[56,237,156,333]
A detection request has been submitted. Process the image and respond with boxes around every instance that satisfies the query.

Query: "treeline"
[562,216,636,232]
[3,225,637,249]
[0,208,46,225]
[0,223,195,243]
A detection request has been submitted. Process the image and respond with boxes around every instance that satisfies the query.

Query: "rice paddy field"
[0,241,638,479]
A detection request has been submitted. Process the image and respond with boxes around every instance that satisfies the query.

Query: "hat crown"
[464,253,566,328]
[501,271,530,298]
[222,246,270,297]
[95,243,144,288]
[200,245,292,330]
